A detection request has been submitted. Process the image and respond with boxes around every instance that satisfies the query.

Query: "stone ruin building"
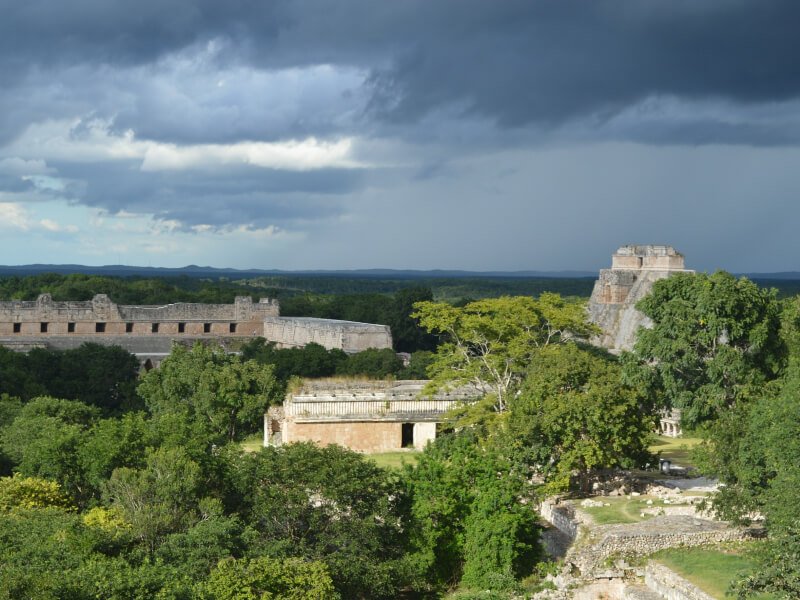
[588,245,693,437]
[265,379,482,453]
[587,245,692,353]
[0,293,392,367]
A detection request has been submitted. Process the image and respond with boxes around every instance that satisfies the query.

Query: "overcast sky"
[1,1,799,272]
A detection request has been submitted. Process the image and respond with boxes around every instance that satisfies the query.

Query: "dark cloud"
[51,161,362,228]
[1,0,800,273]
[2,1,800,145]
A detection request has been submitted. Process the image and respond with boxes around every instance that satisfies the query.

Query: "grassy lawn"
[366,450,420,470]
[240,433,263,453]
[649,435,703,466]
[654,546,777,599]
[578,496,663,524]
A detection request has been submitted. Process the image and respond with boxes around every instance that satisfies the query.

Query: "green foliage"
[63,557,195,600]
[414,294,597,411]
[387,286,439,352]
[0,272,249,304]
[227,443,410,599]
[241,340,348,381]
[155,510,248,581]
[510,343,655,493]
[82,506,132,536]
[103,446,204,552]
[335,347,404,378]
[627,271,784,427]
[242,339,409,382]
[0,395,23,475]
[0,474,73,511]
[1,397,100,501]
[139,343,281,443]
[397,350,434,379]
[200,556,339,600]
[0,343,141,412]
[734,527,800,598]
[79,412,149,495]
[403,431,539,592]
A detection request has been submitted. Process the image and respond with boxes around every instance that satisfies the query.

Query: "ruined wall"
[644,563,716,600]
[540,499,580,541]
[0,294,278,338]
[588,245,692,352]
[569,515,752,576]
[273,379,482,452]
[284,421,403,453]
[262,316,392,353]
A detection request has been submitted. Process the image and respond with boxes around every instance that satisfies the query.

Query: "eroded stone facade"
[0,293,277,337]
[266,379,480,453]
[0,294,393,360]
[588,245,692,352]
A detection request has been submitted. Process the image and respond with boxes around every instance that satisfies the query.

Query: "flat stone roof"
[265,316,389,328]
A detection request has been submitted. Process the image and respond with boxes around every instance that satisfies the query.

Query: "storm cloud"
[0,1,799,270]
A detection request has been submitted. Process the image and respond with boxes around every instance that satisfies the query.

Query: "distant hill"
[742,272,800,280]
[0,264,598,279]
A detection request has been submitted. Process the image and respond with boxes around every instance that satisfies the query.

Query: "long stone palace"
[0,293,392,367]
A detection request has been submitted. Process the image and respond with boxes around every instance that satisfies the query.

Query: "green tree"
[227,443,410,599]
[389,286,438,352]
[398,350,435,379]
[403,431,539,592]
[78,412,148,496]
[335,347,404,378]
[626,271,784,427]
[138,343,281,443]
[103,446,203,552]
[56,343,142,412]
[413,294,597,412]
[0,474,73,511]
[1,397,99,501]
[156,505,248,581]
[693,297,800,597]
[241,339,347,381]
[200,556,339,600]
[510,343,654,493]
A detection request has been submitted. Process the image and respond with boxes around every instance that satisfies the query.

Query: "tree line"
[0,271,798,597]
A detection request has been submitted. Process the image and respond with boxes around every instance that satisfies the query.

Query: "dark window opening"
[13,323,20,333]
[143,359,154,371]
[204,323,211,333]
[401,423,414,448]
[152,323,159,333]
[68,322,75,333]
[40,322,48,333]
[96,322,106,333]
[178,322,186,333]
[126,322,134,333]
[229,323,237,333]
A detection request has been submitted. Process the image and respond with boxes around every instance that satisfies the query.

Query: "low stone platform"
[569,515,753,577]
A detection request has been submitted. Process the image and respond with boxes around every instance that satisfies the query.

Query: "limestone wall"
[0,294,278,338]
[262,316,392,353]
[283,420,403,453]
[572,515,752,574]
[274,379,482,452]
[540,499,580,541]
[285,379,479,422]
[588,245,692,352]
[644,563,715,600]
